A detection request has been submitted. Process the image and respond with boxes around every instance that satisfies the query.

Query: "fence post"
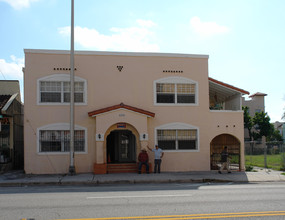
[281,143,285,171]
[264,141,267,169]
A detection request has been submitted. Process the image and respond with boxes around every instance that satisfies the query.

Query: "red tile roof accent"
[209,77,250,95]
[88,103,155,118]
[249,92,267,98]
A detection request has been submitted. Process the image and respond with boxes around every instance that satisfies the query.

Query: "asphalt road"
[0,182,285,220]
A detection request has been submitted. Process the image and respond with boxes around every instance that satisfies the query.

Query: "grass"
[245,154,285,171]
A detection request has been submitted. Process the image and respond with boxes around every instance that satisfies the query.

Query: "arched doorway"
[210,134,241,171]
[107,130,136,163]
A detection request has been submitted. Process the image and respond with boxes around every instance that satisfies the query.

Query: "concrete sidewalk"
[0,168,284,187]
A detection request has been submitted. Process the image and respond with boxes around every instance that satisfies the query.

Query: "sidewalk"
[0,168,284,187]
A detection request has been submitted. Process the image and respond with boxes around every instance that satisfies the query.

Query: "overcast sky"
[0,0,284,122]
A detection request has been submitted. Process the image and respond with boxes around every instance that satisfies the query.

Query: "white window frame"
[154,76,198,106]
[155,122,199,152]
[37,74,87,105]
[37,123,88,155]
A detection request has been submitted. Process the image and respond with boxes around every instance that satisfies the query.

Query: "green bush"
[245,165,254,171]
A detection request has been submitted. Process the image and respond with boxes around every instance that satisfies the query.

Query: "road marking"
[56,211,285,220]
[87,194,193,199]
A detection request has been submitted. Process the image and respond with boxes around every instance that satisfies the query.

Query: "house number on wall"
[119,114,125,117]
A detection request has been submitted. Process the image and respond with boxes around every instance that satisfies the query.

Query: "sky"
[0,0,284,122]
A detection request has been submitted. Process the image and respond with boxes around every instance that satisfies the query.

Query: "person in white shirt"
[147,145,164,173]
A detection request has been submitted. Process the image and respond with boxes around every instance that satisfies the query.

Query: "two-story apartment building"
[24,49,249,174]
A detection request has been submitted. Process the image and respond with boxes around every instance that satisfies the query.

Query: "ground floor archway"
[210,134,241,171]
[106,129,136,163]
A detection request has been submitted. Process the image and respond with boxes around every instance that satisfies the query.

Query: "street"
[0,182,284,220]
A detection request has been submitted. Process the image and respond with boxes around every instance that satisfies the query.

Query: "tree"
[242,106,253,140]
[252,111,272,140]
[268,127,283,142]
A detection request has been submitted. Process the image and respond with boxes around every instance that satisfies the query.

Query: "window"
[40,81,84,103]
[38,74,87,104]
[155,77,197,105]
[39,130,85,152]
[157,129,197,150]
[37,123,87,154]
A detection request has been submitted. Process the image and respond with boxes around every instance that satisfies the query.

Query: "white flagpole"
[69,0,75,175]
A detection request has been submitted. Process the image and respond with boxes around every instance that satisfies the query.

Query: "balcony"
[209,77,249,111]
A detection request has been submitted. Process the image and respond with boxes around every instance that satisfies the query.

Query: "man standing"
[219,146,231,174]
[147,145,164,173]
[138,148,149,174]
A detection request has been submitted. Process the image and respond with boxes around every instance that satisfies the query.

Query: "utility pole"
[69,0,75,175]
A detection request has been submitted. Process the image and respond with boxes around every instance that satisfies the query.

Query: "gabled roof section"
[88,103,155,118]
[209,77,249,95]
[0,80,21,102]
[0,95,12,111]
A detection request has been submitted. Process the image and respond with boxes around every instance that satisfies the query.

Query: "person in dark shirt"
[138,148,149,174]
[219,146,231,174]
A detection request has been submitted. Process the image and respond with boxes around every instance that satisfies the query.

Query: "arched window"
[155,122,199,151]
[37,74,87,105]
[37,123,87,154]
[154,76,198,105]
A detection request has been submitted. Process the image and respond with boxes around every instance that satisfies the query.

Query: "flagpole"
[69,0,75,175]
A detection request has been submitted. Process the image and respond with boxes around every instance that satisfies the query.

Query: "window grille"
[39,130,85,152]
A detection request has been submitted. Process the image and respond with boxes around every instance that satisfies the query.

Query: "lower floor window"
[39,130,85,152]
[157,129,197,150]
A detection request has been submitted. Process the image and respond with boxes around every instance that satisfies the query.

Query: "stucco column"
[240,141,245,171]
[96,141,104,164]
[140,140,149,150]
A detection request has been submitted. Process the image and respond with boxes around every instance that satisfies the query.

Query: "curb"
[0,178,237,187]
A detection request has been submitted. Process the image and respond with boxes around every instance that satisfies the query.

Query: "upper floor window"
[154,77,198,105]
[37,74,87,105]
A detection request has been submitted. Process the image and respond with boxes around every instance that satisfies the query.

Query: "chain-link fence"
[245,141,285,171]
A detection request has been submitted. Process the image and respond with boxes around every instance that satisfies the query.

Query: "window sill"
[161,149,199,152]
[154,103,198,106]
[37,151,87,155]
[37,102,87,106]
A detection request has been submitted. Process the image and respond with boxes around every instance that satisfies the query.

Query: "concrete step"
[107,163,137,174]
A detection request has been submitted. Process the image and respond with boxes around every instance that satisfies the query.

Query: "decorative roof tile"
[88,103,155,118]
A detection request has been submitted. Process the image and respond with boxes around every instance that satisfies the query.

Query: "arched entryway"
[210,134,241,171]
[107,130,136,163]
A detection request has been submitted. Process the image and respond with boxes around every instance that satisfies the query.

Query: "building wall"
[24,50,245,174]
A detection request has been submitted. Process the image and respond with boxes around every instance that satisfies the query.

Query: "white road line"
[87,194,193,199]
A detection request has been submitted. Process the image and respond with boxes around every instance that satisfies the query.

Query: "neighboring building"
[24,49,249,174]
[242,92,267,141]
[0,80,24,171]
[273,121,285,143]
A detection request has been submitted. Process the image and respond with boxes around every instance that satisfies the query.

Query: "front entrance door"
[107,130,136,163]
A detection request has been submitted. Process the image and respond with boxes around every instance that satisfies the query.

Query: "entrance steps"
[107,163,137,174]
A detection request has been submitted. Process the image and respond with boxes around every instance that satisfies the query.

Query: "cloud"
[0,56,24,80]
[190,16,230,36]
[0,0,40,10]
[58,19,160,52]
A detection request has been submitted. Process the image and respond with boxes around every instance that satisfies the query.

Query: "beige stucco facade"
[24,49,248,174]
